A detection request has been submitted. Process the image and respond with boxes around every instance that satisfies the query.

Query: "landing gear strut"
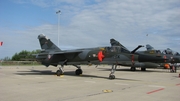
[170,63,177,73]
[56,64,83,76]
[109,64,117,79]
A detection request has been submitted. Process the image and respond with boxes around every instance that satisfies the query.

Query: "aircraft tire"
[141,68,146,71]
[109,75,115,79]
[75,69,83,75]
[56,70,63,76]
[131,67,136,71]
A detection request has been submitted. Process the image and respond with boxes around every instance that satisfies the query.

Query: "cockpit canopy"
[146,48,180,56]
[162,48,179,55]
[104,46,130,53]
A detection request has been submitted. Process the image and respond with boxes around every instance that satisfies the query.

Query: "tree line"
[2,50,40,61]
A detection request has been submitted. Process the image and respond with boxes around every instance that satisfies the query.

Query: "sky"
[0,0,180,59]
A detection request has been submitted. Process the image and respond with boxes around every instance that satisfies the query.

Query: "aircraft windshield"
[156,50,161,54]
[144,50,161,54]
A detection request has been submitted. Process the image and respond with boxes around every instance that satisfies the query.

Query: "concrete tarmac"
[0,65,180,101]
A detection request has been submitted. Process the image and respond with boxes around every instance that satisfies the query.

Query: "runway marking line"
[102,90,113,93]
[176,83,180,86]
[54,75,64,77]
[146,88,164,94]
[60,75,64,77]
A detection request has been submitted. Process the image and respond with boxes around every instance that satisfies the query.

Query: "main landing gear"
[56,66,64,76]
[56,65,83,76]
[73,65,83,75]
[141,67,146,71]
[109,65,117,80]
[130,66,136,71]
[130,67,146,71]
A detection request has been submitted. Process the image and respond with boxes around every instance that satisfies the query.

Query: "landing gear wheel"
[75,69,83,75]
[109,75,115,80]
[141,68,146,71]
[56,70,63,76]
[131,67,136,71]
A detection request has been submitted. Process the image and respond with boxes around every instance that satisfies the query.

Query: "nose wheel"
[109,64,117,79]
[109,74,115,79]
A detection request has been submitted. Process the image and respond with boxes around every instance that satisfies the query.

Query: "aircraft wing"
[37,50,82,55]
[36,50,83,62]
[36,50,83,67]
[53,50,82,55]
[50,50,82,62]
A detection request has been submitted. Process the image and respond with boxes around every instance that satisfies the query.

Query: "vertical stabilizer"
[38,34,61,51]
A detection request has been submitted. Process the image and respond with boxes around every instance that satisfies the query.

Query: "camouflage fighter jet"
[138,44,180,63]
[35,34,109,76]
[142,44,180,72]
[35,34,166,79]
[90,39,167,79]
[102,39,170,73]
[123,44,180,72]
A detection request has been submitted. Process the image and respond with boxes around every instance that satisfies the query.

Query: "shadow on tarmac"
[15,69,55,75]
[97,67,172,73]
[14,69,140,81]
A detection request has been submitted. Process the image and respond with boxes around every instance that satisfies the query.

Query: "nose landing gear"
[109,65,117,79]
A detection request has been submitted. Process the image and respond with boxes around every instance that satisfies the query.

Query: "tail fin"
[38,34,61,51]
[146,44,154,50]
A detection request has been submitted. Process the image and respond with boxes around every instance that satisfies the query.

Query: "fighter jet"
[122,44,180,72]
[90,39,167,79]
[138,44,180,62]
[142,44,180,72]
[35,34,166,79]
[105,39,171,72]
[36,34,137,79]
[35,34,110,76]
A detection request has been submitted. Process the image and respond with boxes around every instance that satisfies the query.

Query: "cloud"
[1,0,180,59]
